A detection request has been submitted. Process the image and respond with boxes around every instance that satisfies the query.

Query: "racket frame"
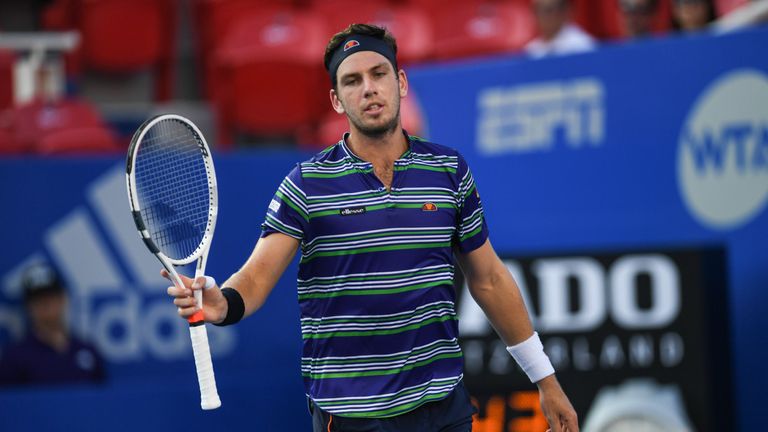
[125,114,222,410]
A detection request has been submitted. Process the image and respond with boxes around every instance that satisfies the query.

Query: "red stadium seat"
[714,0,749,16]
[0,49,14,111]
[8,98,117,154]
[41,0,177,101]
[213,8,329,147]
[431,0,536,60]
[37,126,120,155]
[192,0,288,99]
[311,0,435,64]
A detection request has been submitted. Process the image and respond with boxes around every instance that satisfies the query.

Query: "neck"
[346,125,408,165]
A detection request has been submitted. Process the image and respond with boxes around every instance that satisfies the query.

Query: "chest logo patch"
[340,206,366,216]
[421,202,438,211]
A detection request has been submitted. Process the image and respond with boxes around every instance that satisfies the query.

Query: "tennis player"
[167,23,578,432]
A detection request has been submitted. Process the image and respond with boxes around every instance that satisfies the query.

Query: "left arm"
[455,238,579,432]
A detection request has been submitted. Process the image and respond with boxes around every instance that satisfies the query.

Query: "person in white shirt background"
[525,0,597,58]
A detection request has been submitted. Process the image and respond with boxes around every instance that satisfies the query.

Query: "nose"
[362,75,378,98]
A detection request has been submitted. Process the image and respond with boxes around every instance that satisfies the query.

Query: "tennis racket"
[125,114,221,410]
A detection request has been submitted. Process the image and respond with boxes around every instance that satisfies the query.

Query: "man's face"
[619,0,655,37]
[330,50,408,139]
[27,292,67,332]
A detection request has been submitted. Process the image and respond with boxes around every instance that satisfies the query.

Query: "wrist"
[213,287,245,326]
[506,331,555,383]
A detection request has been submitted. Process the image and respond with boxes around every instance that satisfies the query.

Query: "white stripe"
[301,308,456,334]
[312,375,460,402]
[308,226,454,242]
[304,234,452,256]
[298,263,453,284]
[300,301,453,322]
[297,272,453,295]
[303,344,461,373]
[303,338,458,363]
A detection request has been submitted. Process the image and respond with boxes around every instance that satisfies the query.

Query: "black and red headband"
[325,34,398,86]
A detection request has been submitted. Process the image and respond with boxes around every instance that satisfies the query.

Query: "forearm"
[468,262,535,346]
[217,233,299,321]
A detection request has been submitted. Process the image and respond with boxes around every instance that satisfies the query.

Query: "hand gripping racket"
[126,114,221,410]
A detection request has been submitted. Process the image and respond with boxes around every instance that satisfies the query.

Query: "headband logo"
[343,40,360,51]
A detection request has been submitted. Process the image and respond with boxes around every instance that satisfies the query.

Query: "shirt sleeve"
[261,164,308,240]
[454,153,489,253]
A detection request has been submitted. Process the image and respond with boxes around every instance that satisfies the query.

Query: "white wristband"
[203,276,216,290]
[506,332,555,383]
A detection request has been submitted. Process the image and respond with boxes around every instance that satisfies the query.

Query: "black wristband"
[214,287,245,326]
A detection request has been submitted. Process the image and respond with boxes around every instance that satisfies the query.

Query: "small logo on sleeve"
[340,207,366,216]
[421,202,438,211]
[269,199,281,213]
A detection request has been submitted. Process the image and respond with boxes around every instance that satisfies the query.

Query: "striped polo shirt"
[261,132,489,418]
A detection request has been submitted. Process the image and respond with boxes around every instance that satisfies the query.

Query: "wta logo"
[678,69,768,229]
[343,40,360,51]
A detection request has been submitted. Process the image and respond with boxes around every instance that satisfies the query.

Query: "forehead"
[336,50,394,78]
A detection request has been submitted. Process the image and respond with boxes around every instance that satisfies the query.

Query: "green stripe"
[313,378,456,406]
[298,266,451,287]
[391,189,454,197]
[309,202,457,219]
[459,208,483,229]
[308,229,452,246]
[282,179,308,205]
[264,214,302,237]
[301,302,454,326]
[302,315,457,339]
[395,164,456,174]
[303,168,371,178]
[298,280,452,300]
[275,190,309,222]
[307,190,386,204]
[332,390,454,418]
[302,340,458,366]
[459,224,483,242]
[301,242,451,263]
[301,351,462,378]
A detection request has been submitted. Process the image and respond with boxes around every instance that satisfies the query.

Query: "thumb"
[159,269,195,288]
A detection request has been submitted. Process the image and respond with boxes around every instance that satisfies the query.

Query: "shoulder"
[408,135,464,159]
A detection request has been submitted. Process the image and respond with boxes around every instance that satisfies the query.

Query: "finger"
[159,269,195,287]
[166,285,192,298]
[173,297,197,308]
[177,304,198,318]
[563,413,579,432]
[192,276,211,290]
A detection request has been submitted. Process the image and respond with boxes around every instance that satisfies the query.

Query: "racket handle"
[189,324,222,410]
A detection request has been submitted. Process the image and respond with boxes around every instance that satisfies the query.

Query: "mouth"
[363,103,384,115]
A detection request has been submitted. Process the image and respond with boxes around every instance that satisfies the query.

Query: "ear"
[330,88,345,114]
[398,69,408,98]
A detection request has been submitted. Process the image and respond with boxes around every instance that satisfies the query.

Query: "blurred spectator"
[618,0,660,37]
[0,263,105,386]
[525,0,596,58]
[672,0,716,32]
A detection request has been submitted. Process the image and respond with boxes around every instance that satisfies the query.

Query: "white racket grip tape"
[189,324,222,410]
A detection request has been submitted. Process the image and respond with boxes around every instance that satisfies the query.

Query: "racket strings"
[134,119,212,260]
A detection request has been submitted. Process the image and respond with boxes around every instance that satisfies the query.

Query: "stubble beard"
[345,96,402,139]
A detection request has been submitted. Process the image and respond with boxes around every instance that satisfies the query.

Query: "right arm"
[166,232,300,323]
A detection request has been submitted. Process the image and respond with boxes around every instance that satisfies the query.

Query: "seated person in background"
[673,0,716,32]
[618,0,659,37]
[0,263,105,386]
[525,0,596,58]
